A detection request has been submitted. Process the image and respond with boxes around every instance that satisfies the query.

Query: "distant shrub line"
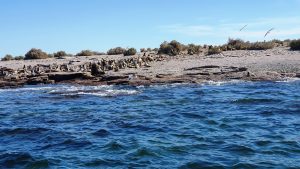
[1,38,299,60]
[158,40,203,56]
[124,48,137,56]
[224,38,275,51]
[1,54,25,61]
[207,46,222,55]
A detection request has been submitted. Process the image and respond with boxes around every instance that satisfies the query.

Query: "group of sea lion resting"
[0,54,167,86]
[89,54,166,76]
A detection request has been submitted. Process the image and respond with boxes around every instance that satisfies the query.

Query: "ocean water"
[0,80,299,169]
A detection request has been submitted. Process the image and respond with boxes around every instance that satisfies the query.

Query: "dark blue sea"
[0,80,300,169]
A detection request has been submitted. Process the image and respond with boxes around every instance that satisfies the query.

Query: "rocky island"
[1,40,300,88]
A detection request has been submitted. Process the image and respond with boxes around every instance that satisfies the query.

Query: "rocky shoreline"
[1,47,300,88]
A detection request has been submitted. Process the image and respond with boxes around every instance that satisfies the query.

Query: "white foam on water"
[47,85,112,94]
[275,78,300,83]
[0,85,139,97]
[203,80,245,86]
[149,83,190,89]
[60,89,139,97]
[45,85,139,97]
[0,86,55,93]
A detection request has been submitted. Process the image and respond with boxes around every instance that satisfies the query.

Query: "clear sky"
[1,0,300,57]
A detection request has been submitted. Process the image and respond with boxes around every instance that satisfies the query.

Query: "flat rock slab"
[47,72,91,82]
[101,75,128,81]
[184,66,248,76]
[185,65,220,71]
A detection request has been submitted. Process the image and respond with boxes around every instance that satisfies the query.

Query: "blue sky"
[1,0,300,57]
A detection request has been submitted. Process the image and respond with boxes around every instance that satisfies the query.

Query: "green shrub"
[249,42,275,50]
[76,50,94,56]
[124,48,137,56]
[158,40,184,56]
[54,51,67,58]
[1,54,14,61]
[14,56,24,60]
[227,38,275,50]
[25,48,48,60]
[271,39,284,46]
[107,47,126,55]
[227,38,251,50]
[220,45,229,51]
[207,46,222,55]
[290,39,300,50]
[187,44,202,55]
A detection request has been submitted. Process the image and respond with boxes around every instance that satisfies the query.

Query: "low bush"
[158,40,184,56]
[227,38,251,50]
[14,56,24,60]
[25,48,48,60]
[54,51,68,58]
[283,39,292,46]
[107,47,126,55]
[124,48,137,56]
[271,39,284,46]
[249,42,275,50]
[207,46,222,55]
[220,45,229,51]
[290,39,300,50]
[76,50,94,56]
[187,44,202,55]
[1,54,14,61]
[227,38,275,50]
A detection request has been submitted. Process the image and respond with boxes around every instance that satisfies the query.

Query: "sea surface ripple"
[0,80,300,168]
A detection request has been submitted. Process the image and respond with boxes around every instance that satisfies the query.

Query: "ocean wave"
[127,147,160,158]
[0,127,49,136]
[92,129,111,137]
[103,141,125,151]
[203,80,245,86]
[0,85,114,93]
[83,158,125,167]
[41,138,92,150]
[149,83,190,89]
[224,144,255,155]
[47,85,112,94]
[46,85,139,97]
[275,77,300,83]
[0,152,50,168]
[0,86,55,93]
[231,98,280,104]
[179,160,226,169]
[0,84,140,97]
[58,89,139,97]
